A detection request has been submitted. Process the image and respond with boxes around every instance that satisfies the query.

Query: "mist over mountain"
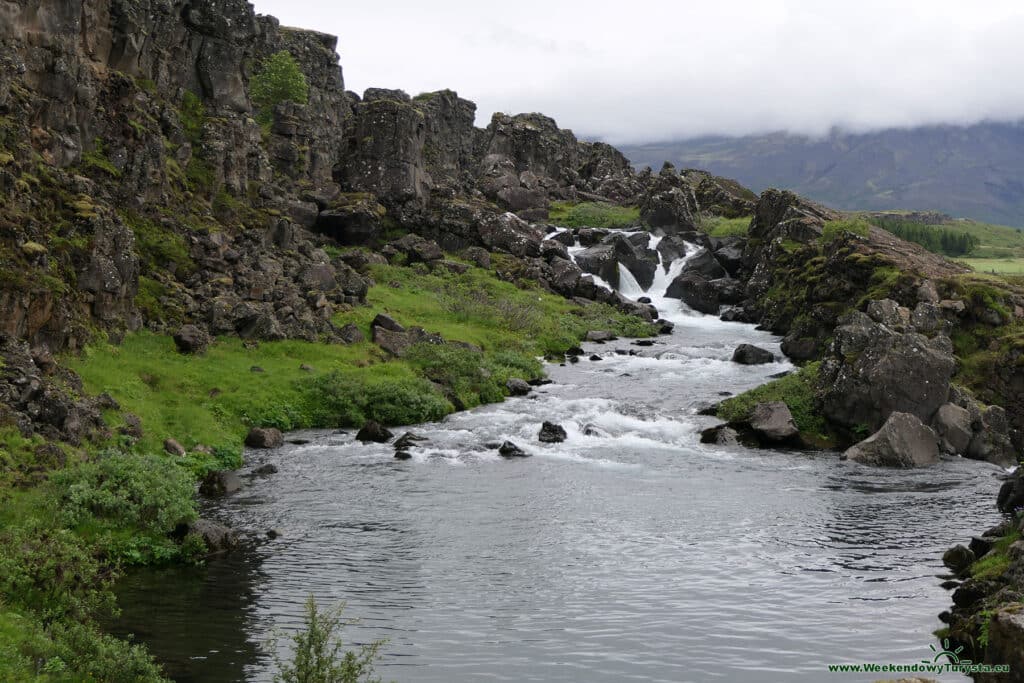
[619,121,1024,227]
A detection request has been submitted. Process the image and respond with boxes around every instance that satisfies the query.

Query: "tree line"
[871,216,980,257]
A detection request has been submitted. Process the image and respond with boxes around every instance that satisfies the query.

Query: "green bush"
[272,596,385,683]
[50,620,167,683]
[0,521,114,624]
[51,452,196,535]
[308,371,451,427]
[251,51,309,125]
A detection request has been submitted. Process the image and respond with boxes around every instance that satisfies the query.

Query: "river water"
[114,236,1006,682]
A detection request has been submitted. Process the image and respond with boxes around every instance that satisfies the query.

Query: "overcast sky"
[252,0,1024,145]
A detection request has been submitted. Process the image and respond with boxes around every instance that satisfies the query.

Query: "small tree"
[272,596,386,683]
[250,50,309,125]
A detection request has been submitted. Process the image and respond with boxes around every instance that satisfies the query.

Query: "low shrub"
[51,452,196,535]
[272,596,385,683]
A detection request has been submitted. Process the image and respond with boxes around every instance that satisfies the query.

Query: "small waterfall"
[617,265,645,299]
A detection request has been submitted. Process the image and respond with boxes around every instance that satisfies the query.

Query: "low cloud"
[254,0,1024,144]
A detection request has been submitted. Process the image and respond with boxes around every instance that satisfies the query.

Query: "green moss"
[821,218,871,243]
[969,530,1021,580]
[717,362,833,443]
[80,139,120,178]
[549,201,641,229]
[179,92,206,145]
[121,211,194,276]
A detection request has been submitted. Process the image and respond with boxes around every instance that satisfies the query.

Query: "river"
[113,236,1005,682]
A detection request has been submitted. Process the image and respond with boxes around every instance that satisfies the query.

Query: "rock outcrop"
[818,308,956,432]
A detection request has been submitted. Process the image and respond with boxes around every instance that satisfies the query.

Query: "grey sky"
[252,0,1024,144]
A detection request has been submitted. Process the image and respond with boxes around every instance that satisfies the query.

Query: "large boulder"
[173,324,211,355]
[655,235,688,266]
[187,519,238,553]
[748,402,799,443]
[477,211,544,257]
[979,607,1024,678]
[356,420,393,443]
[680,248,727,280]
[842,412,940,468]
[732,344,775,365]
[245,427,284,449]
[538,421,568,443]
[199,470,242,496]
[819,311,956,432]
[932,403,973,454]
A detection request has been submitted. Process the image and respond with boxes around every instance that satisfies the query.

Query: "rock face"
[841,412,939,468]
[982,609,1024,681]
[818,309,956,432]
[638,164,700,232]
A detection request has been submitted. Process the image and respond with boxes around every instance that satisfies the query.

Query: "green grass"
[959,257,1024,275]
[821,218,871,242]
[548,201,641,229]
[68,261,654,461]
[702,215,751,237]
[969,529,1021,580]
[717,362,832,443]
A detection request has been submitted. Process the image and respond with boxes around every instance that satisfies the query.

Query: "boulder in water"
[731,344,775,365]
[245,427,284,449]
[506,378,532,396]
[585,330,615,342]
[538,421,568,443]
[393,432,427,449]
[356,420,393,443]
[748,402,799,443]
[841,412,939,468]
[199,470,242,496]
[498,441,529,457]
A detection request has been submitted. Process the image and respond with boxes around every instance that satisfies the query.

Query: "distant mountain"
[618,122,1024,227]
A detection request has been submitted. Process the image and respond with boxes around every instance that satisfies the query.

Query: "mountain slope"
[619,122,1024,227]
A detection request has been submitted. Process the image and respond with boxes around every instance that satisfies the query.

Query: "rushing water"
[114,234,1006,682]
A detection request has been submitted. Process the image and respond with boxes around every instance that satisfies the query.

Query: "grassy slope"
[68,261,653,458]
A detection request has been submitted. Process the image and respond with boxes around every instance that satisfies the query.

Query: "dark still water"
[114,265,1005,682]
